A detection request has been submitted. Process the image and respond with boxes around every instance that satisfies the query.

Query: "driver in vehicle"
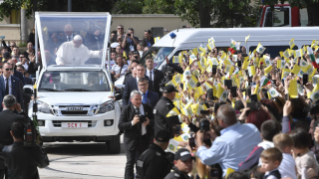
[87,73,105,90]
[42,72,66,90]
[55,35,102,65]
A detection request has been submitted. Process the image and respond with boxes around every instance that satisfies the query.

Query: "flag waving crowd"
[150,35,319,179]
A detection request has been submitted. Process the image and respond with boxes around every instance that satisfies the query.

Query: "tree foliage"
[0,0,117,21]
[142,0,175,14]
[111,0,144,14]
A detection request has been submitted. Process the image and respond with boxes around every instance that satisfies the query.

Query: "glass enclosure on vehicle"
[35,12,111,68]
[38,71,111,92]
[140,47,175,69]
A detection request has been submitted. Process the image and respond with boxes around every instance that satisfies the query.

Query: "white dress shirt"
[111,64,128,75]
[3,76,12,95]
[146,69,154,81]
[131,105,146,135]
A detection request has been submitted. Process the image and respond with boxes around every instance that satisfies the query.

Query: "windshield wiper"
[64,88,90,91]
[39,88,58,91]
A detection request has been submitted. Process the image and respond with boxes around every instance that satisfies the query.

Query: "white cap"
[73,35,83,41]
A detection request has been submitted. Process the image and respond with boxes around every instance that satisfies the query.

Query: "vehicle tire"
[107,135,120,154]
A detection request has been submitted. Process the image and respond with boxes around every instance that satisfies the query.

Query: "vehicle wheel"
[107,135,120,154]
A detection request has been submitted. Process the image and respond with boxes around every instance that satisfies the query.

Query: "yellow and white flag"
[248,66,256,77]
[256,43,266,54]
[311,84,319,102]
[268,87,280,98]
[281,68,290,79]
[289,38,295,49]
[245,35,250,43]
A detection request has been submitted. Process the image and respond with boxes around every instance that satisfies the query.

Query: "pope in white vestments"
[55,35,101,65]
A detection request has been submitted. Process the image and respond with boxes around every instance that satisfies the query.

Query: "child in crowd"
[238,120,281,171]
[290,129,318,179]
[272,133,297,179]
[260,147,282,179]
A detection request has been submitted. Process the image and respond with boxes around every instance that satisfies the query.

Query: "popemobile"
[25,12,121,153]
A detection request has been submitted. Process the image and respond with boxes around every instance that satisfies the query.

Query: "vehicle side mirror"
[23,85,34,95]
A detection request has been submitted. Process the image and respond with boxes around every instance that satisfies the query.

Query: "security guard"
[136,130,172,179]
[164,148,193,179]
[153,85,180,138]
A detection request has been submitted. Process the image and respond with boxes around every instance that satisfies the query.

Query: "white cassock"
[55,41,101,65]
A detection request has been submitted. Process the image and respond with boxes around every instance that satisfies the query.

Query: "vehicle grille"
[61,111,88,115]
[52,120,97,127]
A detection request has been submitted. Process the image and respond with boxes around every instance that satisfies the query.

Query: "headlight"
[37,101,53,114]
[97,101,114,114]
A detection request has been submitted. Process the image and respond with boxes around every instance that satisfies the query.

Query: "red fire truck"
[257,4,308,27]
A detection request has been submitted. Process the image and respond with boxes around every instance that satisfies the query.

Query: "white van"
[28,12,121,153]
[139,27,319,70]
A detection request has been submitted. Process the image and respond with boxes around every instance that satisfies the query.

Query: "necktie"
[149,71,153,89]
[5,78,9,95]
[136,107,140,115]
[142,93,146,104]
[67,36,70,41]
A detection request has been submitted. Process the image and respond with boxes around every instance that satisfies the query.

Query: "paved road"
[39,136,126,179]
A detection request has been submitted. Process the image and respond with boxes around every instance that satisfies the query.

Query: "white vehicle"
[28,12,121,153]
[139,27,319,70]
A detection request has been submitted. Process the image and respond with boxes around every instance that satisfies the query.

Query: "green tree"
[142,0,175,14]
[111,0,144,14]
[211,0,258,27]
[0,0,117,21]
[141,0,257,28]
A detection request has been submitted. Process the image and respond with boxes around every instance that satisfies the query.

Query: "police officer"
[164,148,193,179]
[154,85,180,138]
[136,130,172,179]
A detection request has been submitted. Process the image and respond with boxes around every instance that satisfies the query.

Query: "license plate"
[61,123,88,128]
[67,107,83,111]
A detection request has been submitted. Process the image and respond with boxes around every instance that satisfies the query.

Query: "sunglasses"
[5,68,12,71]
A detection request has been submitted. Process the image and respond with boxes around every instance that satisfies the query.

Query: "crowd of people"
[3,21,319,179]
[115,32,319,179]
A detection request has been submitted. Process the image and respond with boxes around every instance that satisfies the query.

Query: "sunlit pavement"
[39,136,126,179]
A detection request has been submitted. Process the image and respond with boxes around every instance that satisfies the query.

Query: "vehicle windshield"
[36,12,110,68]
[140,47,175,69]
[38,71,110,92]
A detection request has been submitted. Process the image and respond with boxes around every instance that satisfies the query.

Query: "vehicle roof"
[45,66,106,71]
[154,27,319,47]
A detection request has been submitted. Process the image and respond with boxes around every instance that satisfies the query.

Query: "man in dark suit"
[61,24,75,43]
[122,64,148,106]
[16,65,32,85]
[118,90,154,179]
[0,63,24,111]
[0,95,28,178]
[16,65,33,115]
[145,57,164,97]
[8,59,25,86]
[123,60,139,85]
[137,77,159,108]
[2,122,49,179]
[86,29,104,51]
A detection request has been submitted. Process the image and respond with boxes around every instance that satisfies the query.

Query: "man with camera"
[122,28,139,55]
[118,90,154,179]
[0,95,28,178]
[2,122,49,179]
[136,130,172,179]
[196,104,262,177]
[154,85,180,138]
